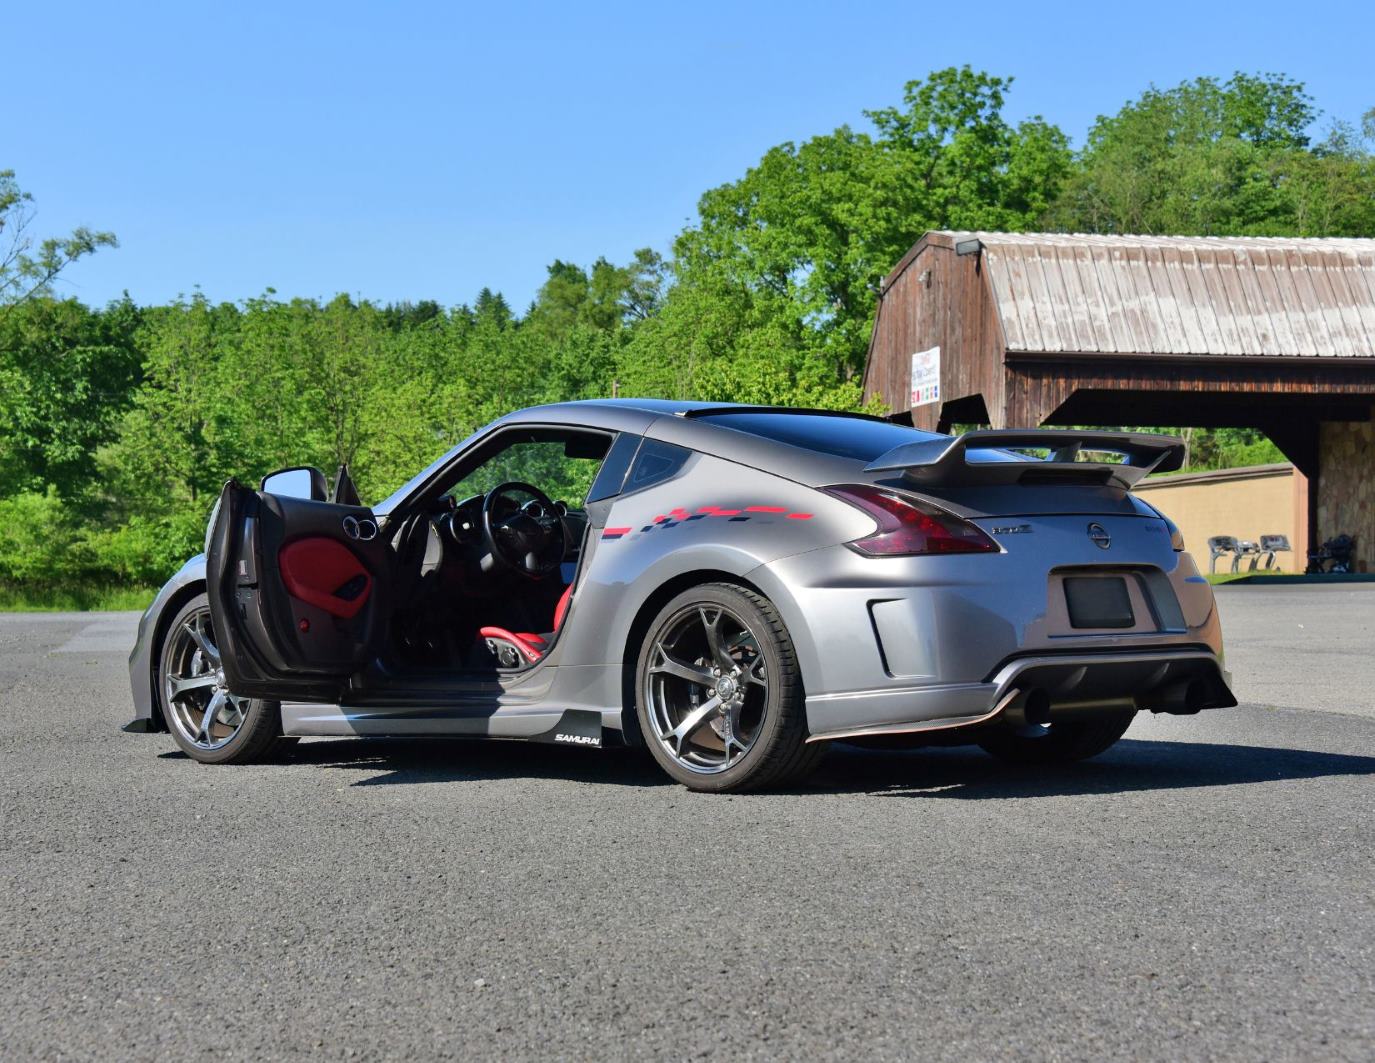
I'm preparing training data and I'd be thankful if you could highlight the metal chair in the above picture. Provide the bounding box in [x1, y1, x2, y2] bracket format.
[1207, 535, 1238, 575]
[1257, 534, 1291, 571]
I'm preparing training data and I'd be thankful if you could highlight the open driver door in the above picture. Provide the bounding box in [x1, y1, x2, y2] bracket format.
[205, 468, 391, 702]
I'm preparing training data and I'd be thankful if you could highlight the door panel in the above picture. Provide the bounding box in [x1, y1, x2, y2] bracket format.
[207, 480, 391, 701]
[279, 538, 372, 619]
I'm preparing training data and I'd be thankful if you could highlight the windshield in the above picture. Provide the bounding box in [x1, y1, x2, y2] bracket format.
[372, 424, 491, 516]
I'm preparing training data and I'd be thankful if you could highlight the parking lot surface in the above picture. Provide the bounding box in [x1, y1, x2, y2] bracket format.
[1, 586, 1372, 1060]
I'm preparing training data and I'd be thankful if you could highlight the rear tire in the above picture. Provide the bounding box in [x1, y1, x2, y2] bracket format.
[976, 708, 1136, 765]
[635, 583, 824, 793]
[158, 593, 284, 765]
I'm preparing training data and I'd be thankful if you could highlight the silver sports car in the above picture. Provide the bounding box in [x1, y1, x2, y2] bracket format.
[126, 400, 1236, 792]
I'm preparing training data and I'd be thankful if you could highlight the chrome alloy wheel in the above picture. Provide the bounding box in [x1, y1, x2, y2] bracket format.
[163, 608, 249, 751]
[644, 604, 768, 775]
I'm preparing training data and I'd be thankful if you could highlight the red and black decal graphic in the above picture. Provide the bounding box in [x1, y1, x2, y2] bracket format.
[601, 505, 812, 540]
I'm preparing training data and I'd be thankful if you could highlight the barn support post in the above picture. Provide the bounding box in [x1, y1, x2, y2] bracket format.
[1309, 409, 1375, 572]
[1262, 419, 1321, 556]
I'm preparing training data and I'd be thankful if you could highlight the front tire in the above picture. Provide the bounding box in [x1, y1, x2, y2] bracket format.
[976, 708, 1136, 765]
[158, 593, 284, 764]
[635, 583, 824, 793]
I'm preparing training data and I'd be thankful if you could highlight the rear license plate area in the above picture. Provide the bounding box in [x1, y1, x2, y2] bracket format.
[1064, 576, 1134, 629]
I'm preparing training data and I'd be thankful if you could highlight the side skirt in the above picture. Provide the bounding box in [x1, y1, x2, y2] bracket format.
[280, 702, 616, 745]
[529, 709, 606, 748]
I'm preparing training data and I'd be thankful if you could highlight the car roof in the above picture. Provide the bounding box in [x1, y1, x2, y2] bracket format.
[501, 399, 929, 487]
[378, 400, 937, 515]
[512, 397, 891, 425]
[515, 398, 739, 418]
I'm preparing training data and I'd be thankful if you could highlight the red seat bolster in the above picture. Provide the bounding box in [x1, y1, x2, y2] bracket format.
[479, 585, 570, 665]
[553, 583, 573, 631]
[479, 626, 546, 663]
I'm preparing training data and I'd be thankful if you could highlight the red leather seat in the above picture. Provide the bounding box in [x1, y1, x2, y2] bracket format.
[480, 583, 572, 666]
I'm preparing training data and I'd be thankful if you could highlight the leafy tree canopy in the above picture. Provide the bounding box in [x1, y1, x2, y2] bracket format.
[1051, 72, 1375, 236]
[671, 67, 1073, 384]
[1, 68, 1371, 593]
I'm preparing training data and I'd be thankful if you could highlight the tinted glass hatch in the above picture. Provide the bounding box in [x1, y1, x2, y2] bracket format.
[696, 412, 946, 462]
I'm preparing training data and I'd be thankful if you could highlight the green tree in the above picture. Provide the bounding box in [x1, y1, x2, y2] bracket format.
[673, 67, 1071, 385]
[1049, 73, 1375, 236]
[0, 297, 141, 498]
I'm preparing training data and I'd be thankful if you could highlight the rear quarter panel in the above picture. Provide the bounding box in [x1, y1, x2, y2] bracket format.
[545, 451, 867, 730]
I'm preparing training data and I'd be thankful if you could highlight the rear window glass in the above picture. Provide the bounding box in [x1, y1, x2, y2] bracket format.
[696, 412, 945, 462]
[625, 439, 692, 492]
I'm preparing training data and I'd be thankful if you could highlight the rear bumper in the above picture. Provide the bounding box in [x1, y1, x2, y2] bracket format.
[805, 648, 1235, 742]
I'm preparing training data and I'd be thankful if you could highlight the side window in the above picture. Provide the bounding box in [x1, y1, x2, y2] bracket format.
[448, 432, 611, 508]
[624, 439, 692, 494]
[586, 432, 640, 503]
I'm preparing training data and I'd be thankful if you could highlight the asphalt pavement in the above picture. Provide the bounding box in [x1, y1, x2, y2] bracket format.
[0, 586, 1372, 1061]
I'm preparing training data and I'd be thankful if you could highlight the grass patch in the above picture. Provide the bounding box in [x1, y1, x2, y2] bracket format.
[0, 584, 157, 612]
[1205, 571, 1288, 585]
[1205, 571, 1375, 585]
[1204, 569, 1298, 585]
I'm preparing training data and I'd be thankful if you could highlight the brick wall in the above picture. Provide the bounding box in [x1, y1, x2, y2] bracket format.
[1317, 411, 1375, 571]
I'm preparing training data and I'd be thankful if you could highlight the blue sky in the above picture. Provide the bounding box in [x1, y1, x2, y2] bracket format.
[10, 0, 1373, 311]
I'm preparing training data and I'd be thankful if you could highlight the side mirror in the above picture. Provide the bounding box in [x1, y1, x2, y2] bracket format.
[261, 466, 328, 501]
[331, 463, 362, 507]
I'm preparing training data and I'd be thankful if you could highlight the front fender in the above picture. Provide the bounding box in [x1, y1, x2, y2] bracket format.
[126, 554, 208, 729]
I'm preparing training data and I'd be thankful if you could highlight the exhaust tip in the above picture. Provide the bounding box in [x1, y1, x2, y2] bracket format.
[1184, 679, 1207, 714]
[1000, 688, 1052, 729]
[1146, 678, 1208, 715]
[1023, 688, 1051, 727]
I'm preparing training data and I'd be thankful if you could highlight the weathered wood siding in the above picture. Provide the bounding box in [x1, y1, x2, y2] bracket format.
[1004, 357, 1375, 427]
[865, 230, 1375, 430]
[862, 234, 1006, 429]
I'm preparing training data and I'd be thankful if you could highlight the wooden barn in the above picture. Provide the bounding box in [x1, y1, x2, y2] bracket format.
[862, 231, 1375, 566]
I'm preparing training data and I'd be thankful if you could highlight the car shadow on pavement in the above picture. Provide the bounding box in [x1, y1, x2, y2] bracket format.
[812, 738, 1375, 800]
[263, 737, 673, 788]
[159, 736, 1375, 796]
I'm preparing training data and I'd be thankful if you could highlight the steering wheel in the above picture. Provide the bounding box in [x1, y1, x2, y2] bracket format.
[480, 482, 567, 580]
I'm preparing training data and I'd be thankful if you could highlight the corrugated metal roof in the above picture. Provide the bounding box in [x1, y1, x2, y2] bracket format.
[937, 231, 1375, 358]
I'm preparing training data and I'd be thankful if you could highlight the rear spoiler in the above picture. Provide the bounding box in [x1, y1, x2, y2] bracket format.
[864, 430, 1186, 489]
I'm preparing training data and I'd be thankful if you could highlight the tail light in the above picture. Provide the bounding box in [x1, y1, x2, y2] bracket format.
[1164, 516, 1185, 551]
[823, 484, 1000, 557]
[1140, 500, 1186, 551]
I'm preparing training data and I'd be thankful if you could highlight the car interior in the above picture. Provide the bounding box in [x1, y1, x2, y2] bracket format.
[374, 426, 612, 675]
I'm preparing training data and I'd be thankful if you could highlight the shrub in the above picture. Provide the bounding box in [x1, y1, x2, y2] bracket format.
[93, 509, 208, 586]
[0, 489, 96, 587]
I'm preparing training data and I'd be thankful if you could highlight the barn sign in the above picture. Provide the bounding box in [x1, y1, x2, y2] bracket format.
[909, 346, 940, 408]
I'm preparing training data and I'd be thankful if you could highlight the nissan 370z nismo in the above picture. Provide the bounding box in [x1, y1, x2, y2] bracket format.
[126, 401, 1236, 792]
